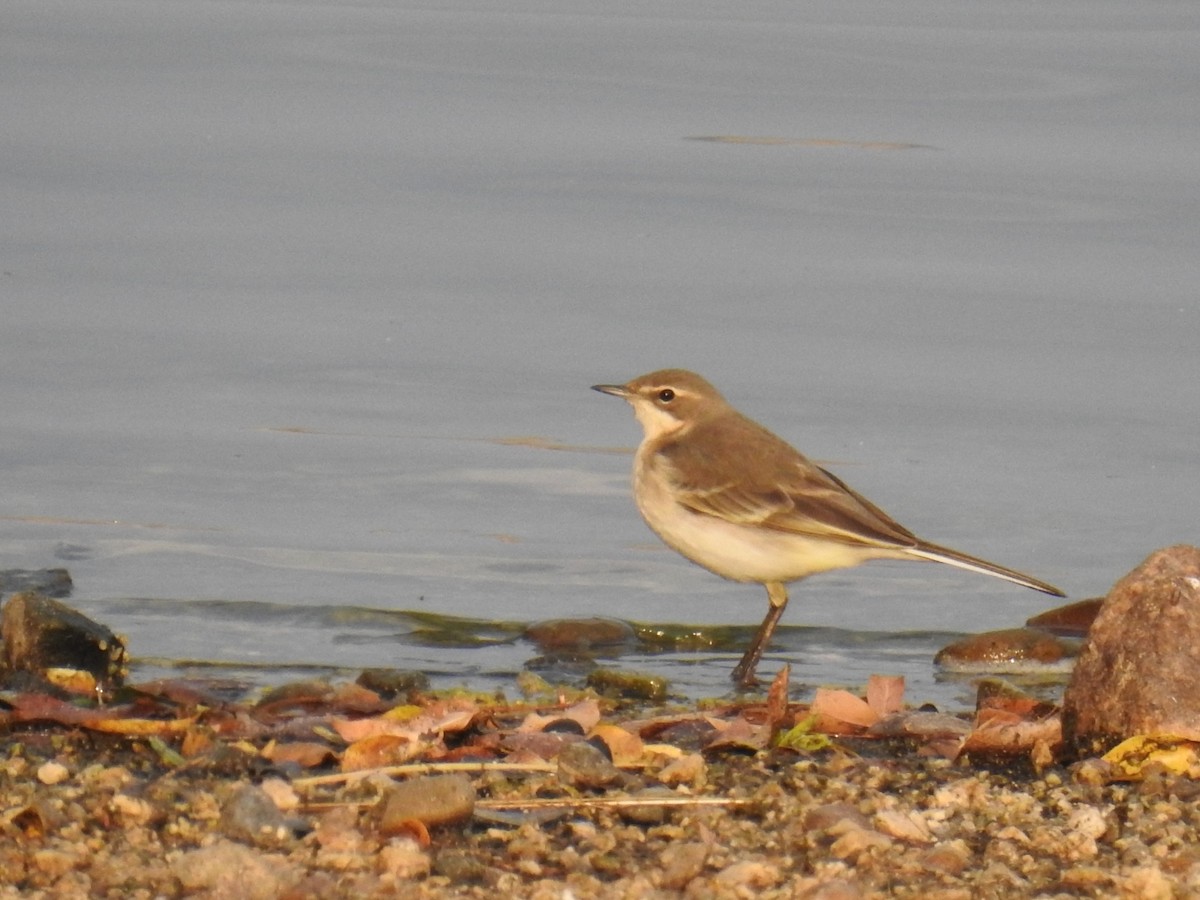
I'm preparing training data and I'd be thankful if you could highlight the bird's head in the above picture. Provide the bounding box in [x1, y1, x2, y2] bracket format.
[592, 368, 729, 440]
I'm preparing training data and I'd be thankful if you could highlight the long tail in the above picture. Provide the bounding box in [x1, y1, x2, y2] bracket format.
[908, 540, 1064, 597]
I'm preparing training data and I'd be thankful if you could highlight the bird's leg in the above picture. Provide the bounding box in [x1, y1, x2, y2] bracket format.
[730, 582, 789, 688]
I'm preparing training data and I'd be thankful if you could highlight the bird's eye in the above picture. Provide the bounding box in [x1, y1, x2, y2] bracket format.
[657, 389, 675, 403]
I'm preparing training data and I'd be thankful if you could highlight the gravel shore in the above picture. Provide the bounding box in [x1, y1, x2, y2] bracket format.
[1, 682, 1194, 900]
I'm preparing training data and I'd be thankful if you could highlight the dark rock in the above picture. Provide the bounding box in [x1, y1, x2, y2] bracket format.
[1025, 597, 1104, 636]
[1062, 545, 1200, 756]
[0, 592, 127, 692]
[0, 568, 73, 599]
[933, 627, 1078, 672]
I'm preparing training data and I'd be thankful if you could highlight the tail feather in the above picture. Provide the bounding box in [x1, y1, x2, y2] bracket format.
[909, 541, 1064, 597]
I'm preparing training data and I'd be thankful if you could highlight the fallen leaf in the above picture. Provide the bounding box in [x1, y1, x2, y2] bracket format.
[959, 709, 1062, 756]
[775, 715, 833, 752]
[590, 723, 644, 767]
[264, 741, 337, 769]
[866, 675, 905, 718]
[810, 688, 879, 732]
[1101, 735, 1200, 780]
[8, 693, 194, 735]
[341, 733, 432, 772]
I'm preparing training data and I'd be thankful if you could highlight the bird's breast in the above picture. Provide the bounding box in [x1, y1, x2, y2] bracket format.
[632, 448, 888, 584]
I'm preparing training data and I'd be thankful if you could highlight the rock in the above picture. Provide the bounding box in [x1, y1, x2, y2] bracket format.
[920, 839, 972, 876]
[173, 840, 296, 900]
[219, 783, 296, 848]
[713, 859, 782, 889]
[433, 848, 488, 882]
[874, 808, 933, 844]
[524, 617, 637, 651]
[0, 592, 127, 692]
[1025, 597, 1104, 636]
[355, 668, 430, 697]
[584, 667, 669, 701]
[659, 840, 709, 890]
[1062, 546, 1200, 755]
[377, 838, 432, 879]
[36, 761, 70, 785]
[557, 740, 625, 790]
[804, 802, 872, 834]
[619, 786, 678, 825]
[375, 774, 475, 832]
[0, 568, 73, 598]
[933, 627, 1078, 673]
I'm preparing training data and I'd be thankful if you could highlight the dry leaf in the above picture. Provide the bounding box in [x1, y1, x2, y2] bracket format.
[263, 741, 337, 769]
[8, 694, 194, 735]
[960, 709, 1062, 756]
[341, 734, 425, 772]
[810, 688, 879, 732]
[590, 723, 644, 767]
[866, 674, 905, 717]
[1101, 735, 1200, 780]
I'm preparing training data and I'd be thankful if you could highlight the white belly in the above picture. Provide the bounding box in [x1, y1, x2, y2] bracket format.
[633, 459, 905, 584]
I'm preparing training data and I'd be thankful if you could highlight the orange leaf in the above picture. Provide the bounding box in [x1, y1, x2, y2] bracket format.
[589, 723, 644, 767]
[810, 688, 879, 732]
[264, 741, 337, 768]
[866, 675, 905, 718]
[960, 710, 1062, 756]
[341, 734, 425, 772]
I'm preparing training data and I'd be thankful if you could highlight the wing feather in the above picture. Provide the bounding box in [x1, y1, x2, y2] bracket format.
[655, 415, 918, 549]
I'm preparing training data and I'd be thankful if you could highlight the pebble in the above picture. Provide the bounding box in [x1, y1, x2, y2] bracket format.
[173, 840, 295, 900]
[375, 774, 476, 832]
[659, 840, 709, 890]
[218, 783, 293, 848]
[36, 762, 70, 785]
[556, 740, 625, 790]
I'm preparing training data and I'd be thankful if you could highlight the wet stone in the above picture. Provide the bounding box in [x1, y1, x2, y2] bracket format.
[0, 592, 127, 691]
[585, 667, 669, 701]
[933, 627, 1079, 672]
[1026, 596, 1104, 637]
[375, 774, 476, 832]
[355, 668, 430, 698]
[524, 616, 637, 652]
[557, 740, 625, 790]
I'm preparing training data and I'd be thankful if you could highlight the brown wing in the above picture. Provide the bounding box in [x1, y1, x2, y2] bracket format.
[656, 414, 919, 550]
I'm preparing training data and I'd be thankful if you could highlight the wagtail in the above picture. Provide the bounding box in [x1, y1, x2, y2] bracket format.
[592, 368, 1064, 687]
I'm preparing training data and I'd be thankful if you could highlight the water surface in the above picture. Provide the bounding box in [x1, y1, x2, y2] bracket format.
[2, 0, 1197, 710]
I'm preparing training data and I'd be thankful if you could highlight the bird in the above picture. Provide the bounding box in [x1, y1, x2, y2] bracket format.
[592, 368, 1064, 687]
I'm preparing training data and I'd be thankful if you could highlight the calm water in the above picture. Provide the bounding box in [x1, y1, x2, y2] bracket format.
[2, 1, 1197, 711]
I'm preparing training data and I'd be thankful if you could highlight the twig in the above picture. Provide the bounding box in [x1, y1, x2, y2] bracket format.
[475, 796, 751, 811]
[293, 760, 556, 789]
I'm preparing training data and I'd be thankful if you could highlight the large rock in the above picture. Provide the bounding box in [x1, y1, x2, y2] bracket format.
[1062, 546, 1200, 756]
